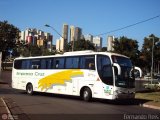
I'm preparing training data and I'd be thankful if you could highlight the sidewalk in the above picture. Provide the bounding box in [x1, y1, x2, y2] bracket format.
[0, 71, 11, 88]
[0, 97, 30, 120]
[0, 97, 8, 115]
[136, 91, 160, 110]
[142, 102, 160, 110]
[0, 71, 30, 120]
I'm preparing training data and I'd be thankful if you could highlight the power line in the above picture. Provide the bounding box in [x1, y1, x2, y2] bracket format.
[95, 15, 160, 36]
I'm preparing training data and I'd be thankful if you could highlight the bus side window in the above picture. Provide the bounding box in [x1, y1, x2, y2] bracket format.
[47, 59, 52, 69]
[80, 56, 95, 70]
[14, 60, 22, 69]
[41, 59, 46, 69]
[54, 58, 65, 69]
[31, 59, 40, 69]
[85, 56, 95, 70]
[41, 58, 53, 69]
[65, 57, 79, 69]
[55, 60, 59, 68]
[88, 63, 95, 70]
[22, 60, 31, 69]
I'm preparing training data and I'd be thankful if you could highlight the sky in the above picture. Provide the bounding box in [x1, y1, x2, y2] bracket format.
[0, 0, 160, 49]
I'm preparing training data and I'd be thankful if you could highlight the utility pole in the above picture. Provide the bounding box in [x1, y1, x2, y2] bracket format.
[150, 37, 154, 85]
[0, 52, 2, 81]
[45, 24, 66, 52]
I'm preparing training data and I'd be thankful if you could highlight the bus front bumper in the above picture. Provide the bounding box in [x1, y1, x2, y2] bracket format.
[114, 91, 135, 99]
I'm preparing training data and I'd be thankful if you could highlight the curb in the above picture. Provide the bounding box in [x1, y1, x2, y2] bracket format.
[0, 97, 30, 120]
[0, 97, 8, 114]
[0, 81, 8, 84]
[0, 97, 14, 120]
[0, 82, 10, 88]
[142, 103, 160, 110]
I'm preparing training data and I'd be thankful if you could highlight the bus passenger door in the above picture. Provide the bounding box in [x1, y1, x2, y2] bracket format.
[93, 79, 103, 98]
[72, 78, 78, 95]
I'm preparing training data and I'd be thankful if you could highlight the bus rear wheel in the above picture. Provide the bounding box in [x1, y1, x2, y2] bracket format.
[82, 88, 92, 102]
[26, 84, 33, 95]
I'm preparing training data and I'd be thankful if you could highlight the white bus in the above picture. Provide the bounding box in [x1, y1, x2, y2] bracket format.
[12, 50, 139, 101]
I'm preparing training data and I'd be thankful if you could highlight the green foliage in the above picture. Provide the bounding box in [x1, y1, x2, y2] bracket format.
[140, 34, 160, 72]
[0, 20, 20, 59]
[15, 38, 55, 57]
[144, 83, 160, 92]
[113, 36, 140, 65]
[15, 42, 54, 57]
[66, 39, 95, 51]
[101, 47, 107, 52]
[136, 91, 160, 103]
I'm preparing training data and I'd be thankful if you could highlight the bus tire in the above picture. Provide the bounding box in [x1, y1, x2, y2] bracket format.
[82, 87, 92, 102]
[26, 83, 33, 95]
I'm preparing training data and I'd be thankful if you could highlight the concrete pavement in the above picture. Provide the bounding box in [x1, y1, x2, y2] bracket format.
[0, 71, 12, 85]
[0, 71, 30, 120]
[0, 97, 30, 120]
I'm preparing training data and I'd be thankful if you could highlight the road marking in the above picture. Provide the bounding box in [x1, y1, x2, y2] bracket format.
[142, 103, 160, 110]
[1, 97, 14, 120]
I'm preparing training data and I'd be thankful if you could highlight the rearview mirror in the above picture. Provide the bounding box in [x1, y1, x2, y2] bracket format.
[113, 63, 121, 75]
[134, 66, 143, 78]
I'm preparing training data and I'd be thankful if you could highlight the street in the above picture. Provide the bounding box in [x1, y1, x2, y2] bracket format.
[0, 71, 160, 120]
[0, 85, 160, 120]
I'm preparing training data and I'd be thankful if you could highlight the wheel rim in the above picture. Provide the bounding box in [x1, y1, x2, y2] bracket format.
[27, 85, 32, 94]
[84, 91, 89, 99]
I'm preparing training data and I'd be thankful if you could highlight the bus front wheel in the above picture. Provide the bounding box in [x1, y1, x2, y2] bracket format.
[26, 83, 33, 95]
[82, 88, 92, 102]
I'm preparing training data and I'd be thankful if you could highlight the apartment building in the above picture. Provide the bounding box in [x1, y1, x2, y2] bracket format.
[19, 28, 53, 51]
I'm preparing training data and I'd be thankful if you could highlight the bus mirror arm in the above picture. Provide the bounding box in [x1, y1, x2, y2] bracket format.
[133, 66, 143, 78]
[113, 63, 121, 75]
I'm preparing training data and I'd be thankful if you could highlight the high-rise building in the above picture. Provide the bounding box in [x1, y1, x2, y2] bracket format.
[24, 29, 29, 43]
[107, 36, 114, 51]
[93, 36, 102, 51]
[70, 25, 75, 42]
[47, 40, 52, 52]
[37, 39, 44, 47]
[60, 37, 65, 51]
[56, 39, 61, 51]
[84, 34, 93, 42]
[62, 24, 68, 51]
[19, 28, 53, 51]
[20, 31, 25, 42]
[56, 37, 64, 51]
[74, 27, 82, 41]
[62, 24, 68, 41]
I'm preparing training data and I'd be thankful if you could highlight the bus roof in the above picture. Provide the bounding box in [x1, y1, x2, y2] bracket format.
[14, 50, 129, 60]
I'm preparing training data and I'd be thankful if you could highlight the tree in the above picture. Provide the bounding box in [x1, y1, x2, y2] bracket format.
[101, 47, 107, 52]
[113, 36, 140, 65]
[66, 39, 95, 51]
[0, 21, 20, 60]
[140, 34, 160, 73]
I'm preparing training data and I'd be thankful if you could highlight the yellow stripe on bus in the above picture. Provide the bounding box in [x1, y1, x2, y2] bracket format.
[38, 70, 83, 91]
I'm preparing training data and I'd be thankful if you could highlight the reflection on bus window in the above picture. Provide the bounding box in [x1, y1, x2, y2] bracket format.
[65, 57, 79, 69]
[54, 58, 65, 69]
[80, 56, 95, 70]
[97, 55, 113, 85]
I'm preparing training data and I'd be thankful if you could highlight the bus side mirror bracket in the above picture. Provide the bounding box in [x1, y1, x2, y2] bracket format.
[132, 66, 143, 78]
[113, 63, 121, 75]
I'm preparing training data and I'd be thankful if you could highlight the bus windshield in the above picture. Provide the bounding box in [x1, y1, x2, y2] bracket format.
[112, 55, 135, 88]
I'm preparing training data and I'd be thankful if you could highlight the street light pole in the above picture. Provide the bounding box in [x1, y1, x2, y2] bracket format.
[72, 40, 74, 51]
[45, 24, 67, 52]
[150, 37, 154, 85]
[45, 24, 63, 38]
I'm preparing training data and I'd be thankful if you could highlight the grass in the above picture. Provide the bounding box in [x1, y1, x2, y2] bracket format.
[135, 92, 160, 107]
